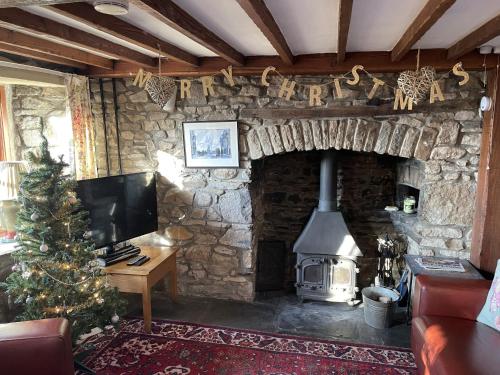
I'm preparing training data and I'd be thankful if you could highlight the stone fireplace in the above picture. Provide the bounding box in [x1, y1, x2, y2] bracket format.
[89, 71, 483, 302]
[251, 149, 401, 295]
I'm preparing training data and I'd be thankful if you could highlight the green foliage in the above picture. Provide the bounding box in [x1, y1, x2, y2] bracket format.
[1, 135, 126, 343]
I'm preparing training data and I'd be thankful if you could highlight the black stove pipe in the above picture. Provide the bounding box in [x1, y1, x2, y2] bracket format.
[318, 150, 338, 212]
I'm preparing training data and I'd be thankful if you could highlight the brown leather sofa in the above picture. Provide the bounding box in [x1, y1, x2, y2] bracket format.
[411, 275, 500, 375]
[0, 318, 74, 375]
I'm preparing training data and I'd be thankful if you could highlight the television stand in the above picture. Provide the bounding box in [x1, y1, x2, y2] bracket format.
[102, 246, 178, 333]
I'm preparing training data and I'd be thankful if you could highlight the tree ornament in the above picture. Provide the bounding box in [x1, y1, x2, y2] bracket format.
[68, 196, 78, 205]
[96, 298, 104, 304]
[40, 243, 49, 252]
[83, 231, 91, 239]
[111, 313, 120, 323]
[21, 270, 32, 279]
[11, 264, 20, 272]
[26, 296, 33, 304]
[30, 212, 39, 221]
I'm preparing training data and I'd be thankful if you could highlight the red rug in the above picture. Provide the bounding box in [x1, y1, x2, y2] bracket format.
[75, 318, 416, 374]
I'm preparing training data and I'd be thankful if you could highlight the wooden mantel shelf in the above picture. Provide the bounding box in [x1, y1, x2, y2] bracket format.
[240, 102, 472, 119]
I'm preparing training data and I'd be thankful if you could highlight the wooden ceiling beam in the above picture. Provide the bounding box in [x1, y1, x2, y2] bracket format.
[86, 50, 496, 78]
[131, 0, 245, 66]
[392, 0, 456, 62]
[0, 27, 112, 69]
[48, 3, 199, 67]
[236, 0, 293, 65]
[0, 42, 86, 69]
[337, 0, 353, 64]
[447, 14, 500, 59]
[0, 8, 156, 68]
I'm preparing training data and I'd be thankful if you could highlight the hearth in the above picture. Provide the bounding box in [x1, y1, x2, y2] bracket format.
[294, 151, 362, 303]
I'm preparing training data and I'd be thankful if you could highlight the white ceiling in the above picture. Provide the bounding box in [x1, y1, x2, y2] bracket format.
[416, 0, 500, 48]
[265, 0, 338, 55]
[18, 0, 500, 62]
[348, 0, 426, 52]
[170, 0, 275, 56]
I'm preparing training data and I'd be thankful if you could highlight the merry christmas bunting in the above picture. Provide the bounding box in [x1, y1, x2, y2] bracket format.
[133, 62, 470, 111]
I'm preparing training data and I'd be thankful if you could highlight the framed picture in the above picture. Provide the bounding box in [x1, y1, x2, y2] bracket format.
[182, 121, 239, 168]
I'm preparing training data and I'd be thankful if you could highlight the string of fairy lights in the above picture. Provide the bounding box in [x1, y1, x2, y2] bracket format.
[14, 184, 110, 316]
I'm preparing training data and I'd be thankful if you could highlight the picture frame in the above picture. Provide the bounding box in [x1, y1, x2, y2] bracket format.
[182, 121, 239, 168]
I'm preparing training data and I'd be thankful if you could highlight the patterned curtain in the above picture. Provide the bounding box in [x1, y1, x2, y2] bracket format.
[65, 75, 97, 180]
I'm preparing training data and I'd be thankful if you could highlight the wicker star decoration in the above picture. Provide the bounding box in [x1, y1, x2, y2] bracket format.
[145, 75, 177, 109]
[397, 66, 436, 104]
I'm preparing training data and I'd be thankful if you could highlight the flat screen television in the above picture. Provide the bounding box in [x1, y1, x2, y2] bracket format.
[76, 172, 158, 248]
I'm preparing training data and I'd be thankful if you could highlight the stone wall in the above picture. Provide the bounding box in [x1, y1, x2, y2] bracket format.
[89, 72, 483, 301]
[9, 85, 72, 165]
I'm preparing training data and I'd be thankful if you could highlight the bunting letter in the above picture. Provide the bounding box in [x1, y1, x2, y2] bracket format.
[220, 65, 235, 87]
[367, 77, 385, 99]
[333, 78, 343, 99]
[132, 68, 152, 88]
[347, 65, 364, 85]
[429, 81, 445, 103]
[261, 66, 276, 86]
[393, 89, 413, 110]
[278, 78, 296, 100]
[201, 75, 215, 96]
[452, 63, 470, 86]
[180, 79, 191, 99]
[309, 85, 322, 106]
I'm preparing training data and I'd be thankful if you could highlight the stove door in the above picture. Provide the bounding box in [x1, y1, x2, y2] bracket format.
[297, 256, 327, 293]
[328, 258, 358, 302]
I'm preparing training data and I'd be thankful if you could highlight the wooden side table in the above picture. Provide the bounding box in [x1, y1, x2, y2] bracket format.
[103, 246, 178, 333]
[404, 254, 483, 322]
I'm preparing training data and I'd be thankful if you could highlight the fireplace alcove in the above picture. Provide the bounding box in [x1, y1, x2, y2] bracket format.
[251, 149, 406, 295]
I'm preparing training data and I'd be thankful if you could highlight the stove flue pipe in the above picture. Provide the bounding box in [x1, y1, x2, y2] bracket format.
[318, 150, 338, 212]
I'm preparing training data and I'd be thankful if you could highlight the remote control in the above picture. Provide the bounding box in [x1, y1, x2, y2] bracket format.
[134, 256, 150, 266]
[127, 255, 146, 266]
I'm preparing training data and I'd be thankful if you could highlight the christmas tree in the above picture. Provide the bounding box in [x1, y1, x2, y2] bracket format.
[2, 135, 125, 342]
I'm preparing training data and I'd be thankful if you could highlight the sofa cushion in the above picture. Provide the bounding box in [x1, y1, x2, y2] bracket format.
[477, 259, 500, 332]
[412, 315, 500, 375]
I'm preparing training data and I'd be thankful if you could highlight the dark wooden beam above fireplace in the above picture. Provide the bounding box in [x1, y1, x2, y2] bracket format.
[86, 50, 497, 77]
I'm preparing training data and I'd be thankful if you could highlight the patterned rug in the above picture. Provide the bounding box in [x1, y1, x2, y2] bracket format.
[75, 318, 416, 374]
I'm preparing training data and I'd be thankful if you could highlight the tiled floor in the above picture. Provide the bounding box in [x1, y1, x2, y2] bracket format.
[126, 292, 411, 348]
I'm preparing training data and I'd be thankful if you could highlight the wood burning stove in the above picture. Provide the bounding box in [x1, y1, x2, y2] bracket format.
[294, 151, 362, 303]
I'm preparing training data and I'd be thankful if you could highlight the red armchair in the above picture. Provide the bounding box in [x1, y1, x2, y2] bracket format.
[0, 318, 74, 375]
[411, 275, 499, 375]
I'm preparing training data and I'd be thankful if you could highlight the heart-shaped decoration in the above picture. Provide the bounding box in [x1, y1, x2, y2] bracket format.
[145, 75, 177, 110]
[397, 66, 435, 104]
